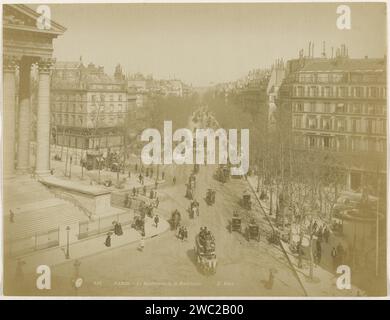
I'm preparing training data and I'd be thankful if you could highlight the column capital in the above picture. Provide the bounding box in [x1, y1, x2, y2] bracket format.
[3, 55, 19, 72]
[38, 58, 55, 73]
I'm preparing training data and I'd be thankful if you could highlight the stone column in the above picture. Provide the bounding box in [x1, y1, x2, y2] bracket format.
[3, 56, 18, 178]
[35, 58, 53, 176]
[16, 58, 33, 173]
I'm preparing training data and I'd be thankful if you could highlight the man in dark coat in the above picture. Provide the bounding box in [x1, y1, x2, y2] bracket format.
[105, 233, 111, 247]
[154, 215, 160, 228]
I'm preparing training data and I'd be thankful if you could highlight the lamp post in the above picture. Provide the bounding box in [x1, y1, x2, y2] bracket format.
[69, 155, 72, 179]
[65, 226, 70, 259]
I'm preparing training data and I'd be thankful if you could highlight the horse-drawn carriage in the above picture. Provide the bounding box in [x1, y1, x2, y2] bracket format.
[240, 190, 252, 210]
[132, 214, 145, 234]
[206, 188, 216, 206]
[229, 211, 242, 233]
[169, 210, 181, 231]
[195, 228, 217, 275]
[215, 165, 230, 183]
[245, 218, 260, 242]
[140, 201, 154, 218]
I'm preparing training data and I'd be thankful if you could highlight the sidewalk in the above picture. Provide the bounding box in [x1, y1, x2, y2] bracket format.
[246, 175, 362, 296]
[50, 159, 163, 193]
[5, 216, 169, 275]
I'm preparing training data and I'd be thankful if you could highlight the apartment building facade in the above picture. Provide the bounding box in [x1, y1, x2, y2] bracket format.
[51, 62, 128, 153]
[279, 51, 387, 191]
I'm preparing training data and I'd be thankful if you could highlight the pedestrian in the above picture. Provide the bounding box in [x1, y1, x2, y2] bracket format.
[173, 176, 176, 185]
[266, 269, 275, 289]
[149, 189, 154, 199]
[155, 197, 160, 208]
[162, 171, 165, 180]
[331, 247, 337, 272]
[323, 226, 329, 243]
[154, 214, 159, 228]
[105, 233, 112, 247]
[9, 210, 14, 223]
[139, 236, 145, 252]
[155, 180, 158, 189]
[316, 240, 322, 264]
[138, 173, 142, 184]
[146, 168, 149, 177]
[143, 185, 147, 196]
[150, 167, 154, 178]
[124, 193, 130, 207]
[132, 187, 137, 197]
[128, 170, 131, 179]
[337, 242, 345, 265]
[135, 163, 138, 172]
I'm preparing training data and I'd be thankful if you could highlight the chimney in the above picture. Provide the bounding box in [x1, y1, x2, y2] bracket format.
[308, 41, 311, 58]
[322, 41, 326, 57]
[311, 42, 314, 58]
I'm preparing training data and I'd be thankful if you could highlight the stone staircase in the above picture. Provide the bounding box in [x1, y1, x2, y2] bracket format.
[3, 176, 89, 242]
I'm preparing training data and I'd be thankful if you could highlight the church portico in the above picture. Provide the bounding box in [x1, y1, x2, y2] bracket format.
[2, 4, 66, 177]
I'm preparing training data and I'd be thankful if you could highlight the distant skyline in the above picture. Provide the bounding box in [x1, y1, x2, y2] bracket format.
[29, 2, 387, 86]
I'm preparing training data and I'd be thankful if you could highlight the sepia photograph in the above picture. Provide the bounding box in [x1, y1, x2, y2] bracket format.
[1, 1, 388, 298]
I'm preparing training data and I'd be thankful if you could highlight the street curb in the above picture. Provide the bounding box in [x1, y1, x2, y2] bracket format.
[6, 219, 171, 270]
[245, 176, 308, 297]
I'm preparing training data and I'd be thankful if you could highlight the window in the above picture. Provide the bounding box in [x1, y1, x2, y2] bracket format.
[351, 137, 361, 152]
[353, 87, 364, 98]
[309, 136, 316, 148]
[294, 103, 304, 112]
[310, 103, 316, 113]
[323, 136, 330, 149]
[378, 119, 386, 134]
[351, 119, 362, 133]
[317, 74, 329, 83]
[293, 115, 303, 128]
[310, 86, 318, 97]
[337, 136, 346, 152]
[322, 118, 331, 130]
[375, 105, 384, 115]
[367, 105, 375, 115]
[336, 103, 347, 113]
[338, 87, 348, 97]
[368, 138, 376, 152]
[119, 95, 122, 102]
[324, 103, 331, 113]
[367, 119, 376, 134]
[308, 117, 317, 129]
[336, 118, 346, 132]
[353, 104, 362, 114]
[369, 87, 378, 98]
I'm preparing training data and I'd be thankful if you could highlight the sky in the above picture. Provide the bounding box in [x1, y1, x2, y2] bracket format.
[29, 2, 387, 86]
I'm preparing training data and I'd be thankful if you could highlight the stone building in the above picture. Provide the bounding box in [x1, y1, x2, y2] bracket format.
[3, 4, 66, 177]
[278, 46, 387, 192]
[50, 61, 128, 153]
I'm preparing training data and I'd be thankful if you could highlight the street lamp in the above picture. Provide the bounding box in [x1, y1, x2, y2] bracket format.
[65, 226, 70, 259]
[69, 155, 72, 179]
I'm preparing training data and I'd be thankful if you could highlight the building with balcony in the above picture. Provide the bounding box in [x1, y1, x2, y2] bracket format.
[51, 61, 128, 153]
[278, 46, 387, 191]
